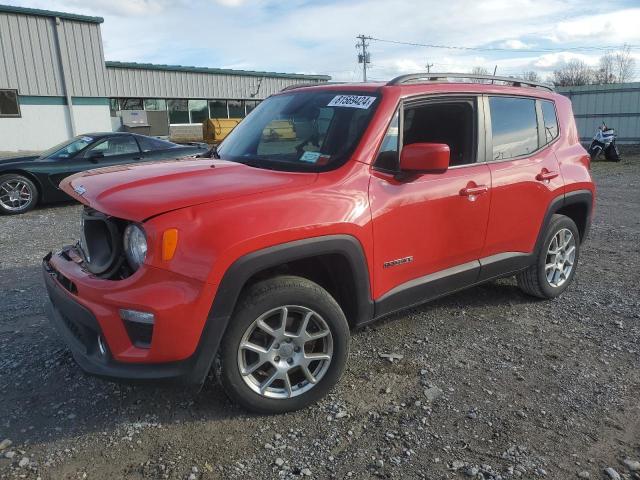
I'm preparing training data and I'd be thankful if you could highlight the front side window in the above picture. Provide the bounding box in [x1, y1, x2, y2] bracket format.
[489, 97, 538, 160]
[403, 99, 477, 167]
[217, 90, 379, 172]
[0, 89, 20, 117]
[42, 136, 94, 159]
[88, 136, 139, 157]
[541, 100, 559, 144]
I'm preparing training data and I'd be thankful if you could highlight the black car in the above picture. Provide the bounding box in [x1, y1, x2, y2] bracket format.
[0, 133, 208, 214]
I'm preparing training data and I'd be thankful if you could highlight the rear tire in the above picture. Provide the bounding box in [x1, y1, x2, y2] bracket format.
[219, 276, 350, 414]
[0, 174, 38, 215]
[517, 215, 580, 299]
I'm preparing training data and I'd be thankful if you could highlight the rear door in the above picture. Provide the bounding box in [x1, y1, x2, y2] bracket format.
[369, 96, 492, 314]
[480, 95, 563, 274]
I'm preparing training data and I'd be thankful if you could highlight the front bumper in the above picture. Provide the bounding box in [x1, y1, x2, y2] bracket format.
[43, 249, 219, 384]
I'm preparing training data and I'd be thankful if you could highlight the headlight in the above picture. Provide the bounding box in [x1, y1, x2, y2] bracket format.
[123, 223, 147, 270]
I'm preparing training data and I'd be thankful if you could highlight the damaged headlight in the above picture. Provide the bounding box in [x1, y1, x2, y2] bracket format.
[123, 223, 147, 270]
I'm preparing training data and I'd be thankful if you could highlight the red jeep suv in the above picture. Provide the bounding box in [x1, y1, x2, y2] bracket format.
[44, 73, 595, 413]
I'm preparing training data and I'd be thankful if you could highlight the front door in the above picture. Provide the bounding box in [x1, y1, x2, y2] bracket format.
[369, 96, 491, 315]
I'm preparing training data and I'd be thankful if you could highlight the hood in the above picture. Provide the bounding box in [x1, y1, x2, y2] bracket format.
[60, 158, 317, 221]
[0, 155, 39, 166]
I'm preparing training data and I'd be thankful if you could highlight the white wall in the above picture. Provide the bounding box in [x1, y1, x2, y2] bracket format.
[0, 103, 111, 152]
[72, 104, 112, 136]
[0, 104, 72, 152]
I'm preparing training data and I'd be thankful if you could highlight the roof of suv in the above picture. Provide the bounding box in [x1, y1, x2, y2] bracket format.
[279, 74, 559, 102]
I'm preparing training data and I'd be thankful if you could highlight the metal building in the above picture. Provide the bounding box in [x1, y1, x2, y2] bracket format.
[0, 4, 329, 151]
[558, 83, 640, 144]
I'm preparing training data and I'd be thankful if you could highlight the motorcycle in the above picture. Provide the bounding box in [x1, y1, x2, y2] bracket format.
[588, 122, 621, 161]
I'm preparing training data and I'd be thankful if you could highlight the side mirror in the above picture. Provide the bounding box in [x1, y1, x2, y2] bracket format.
[399, 143, 450, 174]
[87, 151, 104, 161]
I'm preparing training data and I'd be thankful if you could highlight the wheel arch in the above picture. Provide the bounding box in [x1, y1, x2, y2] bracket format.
[535, 189, 593, 252]
[186, 235, 374, 386]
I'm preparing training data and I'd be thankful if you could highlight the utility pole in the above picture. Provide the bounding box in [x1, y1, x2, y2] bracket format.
[425, 61, 434, 73]
[356, 34, 371, 82]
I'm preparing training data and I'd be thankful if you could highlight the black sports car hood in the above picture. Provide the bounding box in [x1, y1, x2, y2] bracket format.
[0, 155, 40, 166]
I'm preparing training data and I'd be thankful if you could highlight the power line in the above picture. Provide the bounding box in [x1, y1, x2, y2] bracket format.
[368, 36, 639, 54]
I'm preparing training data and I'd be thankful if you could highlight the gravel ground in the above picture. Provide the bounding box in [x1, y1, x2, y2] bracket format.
[0, 158, 639, 480]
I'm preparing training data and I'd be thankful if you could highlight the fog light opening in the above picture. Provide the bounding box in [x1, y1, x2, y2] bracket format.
[120, 309, 155, 349]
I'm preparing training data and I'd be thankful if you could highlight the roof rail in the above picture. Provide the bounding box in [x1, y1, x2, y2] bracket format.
[280, 81, 345, 92]
[387, 72, 554, 91]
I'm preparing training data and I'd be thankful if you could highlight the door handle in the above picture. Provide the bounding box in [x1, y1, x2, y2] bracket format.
[536, 170, 559, 181]
[460, 185, 489, 196]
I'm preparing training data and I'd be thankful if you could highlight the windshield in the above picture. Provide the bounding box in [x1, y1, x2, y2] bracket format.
[40, 136, 94, 159]
[216, 90, 379, 171]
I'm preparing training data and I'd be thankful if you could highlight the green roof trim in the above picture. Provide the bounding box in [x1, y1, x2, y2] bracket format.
[105, 61, 331, 81]
[0, 4, 104, 23]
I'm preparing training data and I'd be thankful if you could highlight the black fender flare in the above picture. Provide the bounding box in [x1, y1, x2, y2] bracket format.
[187, 234, 374, 386]
[534, 189, 593, 254]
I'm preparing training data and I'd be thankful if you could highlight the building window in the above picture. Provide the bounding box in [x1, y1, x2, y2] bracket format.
[167, 99, 189, 124]
[189, 99, 208, 124]
[228, 100, 244, 118]
[0, 89, 20, 117]
[209, 100, 228, 119]
[120, 98, 143, 110]
[245, 100, 259, 115]
[144, 99, 167, 111]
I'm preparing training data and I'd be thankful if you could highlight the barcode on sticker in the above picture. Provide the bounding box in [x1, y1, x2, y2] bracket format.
[327, 95, 376, 109]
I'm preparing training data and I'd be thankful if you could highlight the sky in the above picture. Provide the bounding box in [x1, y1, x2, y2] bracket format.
[5, 0, 640, 82]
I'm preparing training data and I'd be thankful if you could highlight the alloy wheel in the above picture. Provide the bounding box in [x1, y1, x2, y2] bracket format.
[545, 228, 576, 288]
[0, 179, 33, 211]
[237, 305, 333, 399]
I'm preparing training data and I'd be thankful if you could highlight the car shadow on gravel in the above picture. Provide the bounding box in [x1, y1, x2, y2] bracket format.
[0, 263, 543, 446]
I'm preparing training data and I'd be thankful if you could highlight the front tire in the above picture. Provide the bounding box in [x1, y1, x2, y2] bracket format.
[219, 276, 350, 414]
[0, 174, 39, 214]
[517, 215, 580, 299]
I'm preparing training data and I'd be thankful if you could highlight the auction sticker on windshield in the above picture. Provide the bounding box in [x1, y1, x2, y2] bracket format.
[328, 95, 376, 109]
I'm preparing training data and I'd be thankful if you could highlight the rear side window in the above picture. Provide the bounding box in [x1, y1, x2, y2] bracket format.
[541, 100, 559, 144]
[489, 97, 538, 160]
[137, 136, 176, 152]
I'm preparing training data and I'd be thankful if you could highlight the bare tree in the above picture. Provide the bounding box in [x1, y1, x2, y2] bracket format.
[594, 53, 616, 84]
[520, 71, 540, 82]
[613, 45, 636, 83]
[470, 66, 489, 76]
[552, 59, 593, 86]
[469, 66, 489, 83]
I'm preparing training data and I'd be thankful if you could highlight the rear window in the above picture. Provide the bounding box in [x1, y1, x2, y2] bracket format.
[489, 97, 539, 160]
[541, 100, 559, 144]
